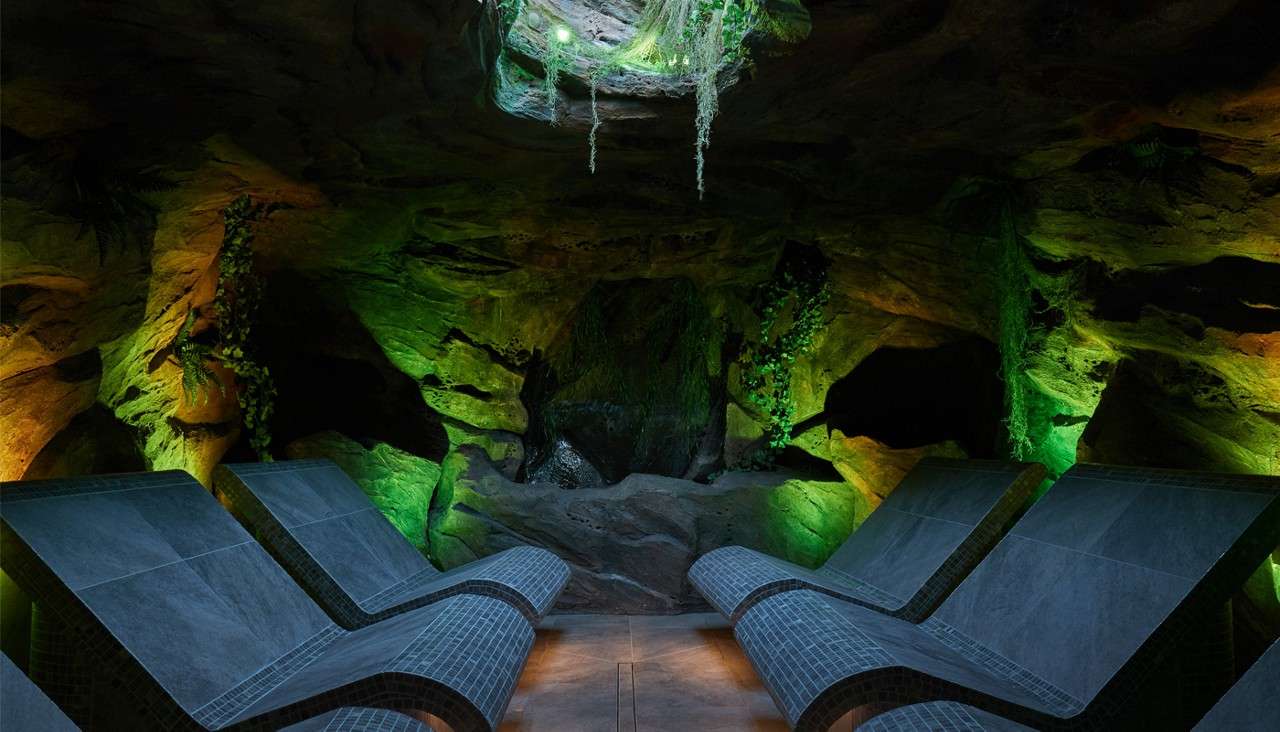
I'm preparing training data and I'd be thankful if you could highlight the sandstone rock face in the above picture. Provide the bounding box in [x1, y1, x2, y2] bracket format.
[0, 0, 1277, 626]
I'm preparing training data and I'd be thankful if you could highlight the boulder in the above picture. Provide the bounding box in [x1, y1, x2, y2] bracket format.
[429, 445, 873, 612]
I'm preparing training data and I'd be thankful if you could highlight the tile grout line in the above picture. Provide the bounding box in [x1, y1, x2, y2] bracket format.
[617, 661, 638, 732]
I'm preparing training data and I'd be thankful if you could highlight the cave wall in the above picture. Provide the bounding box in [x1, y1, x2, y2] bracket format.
[1, 0, 1277, 623]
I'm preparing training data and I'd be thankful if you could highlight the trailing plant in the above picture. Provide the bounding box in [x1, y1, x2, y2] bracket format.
[587, 57, 624, 174]
[995, 198, 1034, 460]
[215, 194, 278, 460]
[739, 244, 830, 464]
[541, 28, 571, 122]
[497, 0, 773, 189]
[173, 309, 223, 406]
[940, 178, 1062, 461]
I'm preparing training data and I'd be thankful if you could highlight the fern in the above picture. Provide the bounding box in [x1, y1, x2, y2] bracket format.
[66, 157, 175, 264]
[173, 309, 223, 406]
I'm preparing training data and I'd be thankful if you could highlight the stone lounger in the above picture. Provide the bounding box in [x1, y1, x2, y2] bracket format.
[5, 653, 436, 732]
[732, 463, 1280, 731]
[856, 638, 1280, 731]
[0, 471, 534, 732]
[3, 652, 78, 732]
[215, 459, 570, 628]
[688, 458, 1046, 623]
[1192, 639, 1280, 731]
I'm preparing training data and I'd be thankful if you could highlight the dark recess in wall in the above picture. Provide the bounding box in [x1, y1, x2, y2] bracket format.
[824, 337, 1003, 457]
[245, 270, 449, 463]
[1090, 256, 1280, 334]
[23, 404, 144, 479]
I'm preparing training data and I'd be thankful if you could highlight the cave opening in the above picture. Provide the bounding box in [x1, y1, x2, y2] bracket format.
[2, 1, 1280, 726]
[245, 270, 450, 463]
[823, 337, 1004, 458]
[521, 276, 725, 486]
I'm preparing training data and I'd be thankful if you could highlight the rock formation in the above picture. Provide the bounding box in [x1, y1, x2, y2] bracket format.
[1, 0, 1277, 627]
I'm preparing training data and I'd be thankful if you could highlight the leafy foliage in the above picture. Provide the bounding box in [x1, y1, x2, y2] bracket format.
[542, 29, 571, 122]
[502, 0, 771, 188]
[215, 195, 278, 460]
[66, 156, 174, 264]
[173, 309, 223, 406]
[940, 177, 1081, 462]
[740, 244, 831, 463]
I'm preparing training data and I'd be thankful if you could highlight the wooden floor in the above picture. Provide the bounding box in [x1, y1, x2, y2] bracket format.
[498, 613, 855, 732]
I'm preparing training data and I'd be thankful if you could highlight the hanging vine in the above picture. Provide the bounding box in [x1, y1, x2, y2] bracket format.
[495, 0, 789, 189]
[215, 194, 278, 461]
[739, 244, 830, 464]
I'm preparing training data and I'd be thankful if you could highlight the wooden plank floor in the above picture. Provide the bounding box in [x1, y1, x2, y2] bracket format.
[499, 613, 856, 732]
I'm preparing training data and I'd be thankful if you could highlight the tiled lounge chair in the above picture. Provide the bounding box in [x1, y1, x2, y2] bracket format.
[689, 459, 1045, 623]
[733, 464, 1280, 731]
[279, 707, 434, 732]
[215, 459, 569, 627]
[3, 653, 79, 732]
[0, 471, 534, 732]
[1193, 639, 1280, 731]
[857, 638, 1280, 731]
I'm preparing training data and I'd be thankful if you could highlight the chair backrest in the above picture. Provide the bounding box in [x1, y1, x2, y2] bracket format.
[0, 471, 333, 719]
[216, 460, 432, 607]
[931, 464, 1280, 712]
[823, 458, 1043, 609]
[2, 653, 79, 732]
[1193, 640, 1280, 730]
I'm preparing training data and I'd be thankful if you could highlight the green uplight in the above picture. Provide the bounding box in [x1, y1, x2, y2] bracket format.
[555, 26, 571, 43]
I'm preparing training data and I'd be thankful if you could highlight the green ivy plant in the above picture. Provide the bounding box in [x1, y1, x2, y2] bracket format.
[172, 309, 223, 406]
[215, 194, 278, 461]
[739, 245, 830, 464]
[501, 0, 770, 192]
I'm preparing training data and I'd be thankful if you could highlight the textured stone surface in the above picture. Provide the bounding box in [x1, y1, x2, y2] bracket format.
[284, 432, 441, 551]
[430, 445, 872, 612]
[0, 0, 1278, 624]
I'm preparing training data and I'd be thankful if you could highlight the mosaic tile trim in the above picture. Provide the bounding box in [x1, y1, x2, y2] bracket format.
[920, 618, 1082, 717]
[358, 546, 568, 622]
[314, 707, 433, 732]
[216, 462, 569, 627]
[689, 460, 1042, 623]
[731, 470, 1280, 732]
[192, 625, 346, 728]
[860, 701, 1032, 732]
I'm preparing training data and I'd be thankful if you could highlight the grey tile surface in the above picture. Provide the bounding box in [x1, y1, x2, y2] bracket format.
[2, 653, 80, 732]
[689, 459, 1044, 623]
[731, 464, 1280, 731]
[1193, 640, 1280, 731]
[1, 470, 536, 731]
[216, 460, 570, 626]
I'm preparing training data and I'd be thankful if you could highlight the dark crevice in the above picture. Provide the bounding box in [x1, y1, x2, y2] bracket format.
[253, 270, 449, 462]
[1089, 256, 1280, 334]
[23, 405, 145, 479]
[824, 337, 1003, 457]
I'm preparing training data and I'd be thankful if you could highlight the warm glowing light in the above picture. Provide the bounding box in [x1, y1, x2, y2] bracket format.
[555, 26, 571, 43]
